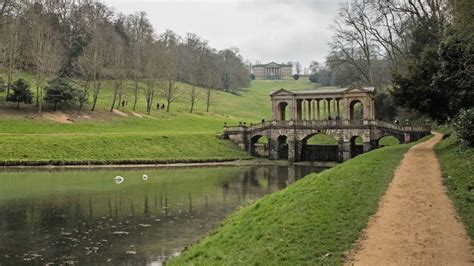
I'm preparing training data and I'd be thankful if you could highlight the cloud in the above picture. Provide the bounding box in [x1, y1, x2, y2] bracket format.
[102, 0, 343, 67]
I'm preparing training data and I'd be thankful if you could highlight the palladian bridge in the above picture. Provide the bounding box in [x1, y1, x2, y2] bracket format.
[223, 85, 431, 162]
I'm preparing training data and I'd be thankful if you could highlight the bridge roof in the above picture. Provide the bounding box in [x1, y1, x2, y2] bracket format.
[270, 85, 375, 97]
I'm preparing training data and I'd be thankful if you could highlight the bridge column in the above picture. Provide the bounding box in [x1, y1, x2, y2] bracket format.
[316, 100, 321, 120]
[363, 141, 376, 152]
[288, 139, 302, 163]
[307, 99, 312, 120]
[404, 133, 412, 143]
[339, 140, 352, 161]
[327, 99, 331, 118]
[268, 138, 280, 160]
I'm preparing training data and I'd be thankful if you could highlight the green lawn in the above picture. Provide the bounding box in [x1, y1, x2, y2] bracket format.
[435, 134, 474, 241]
[169, 136, 432, 265]
[0, 73, 317, 163]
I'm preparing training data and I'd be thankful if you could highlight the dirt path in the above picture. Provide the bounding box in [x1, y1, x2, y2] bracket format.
[347, 133, 473, 265]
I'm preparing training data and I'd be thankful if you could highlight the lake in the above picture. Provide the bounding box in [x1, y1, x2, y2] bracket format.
[0, 165, 324, 265]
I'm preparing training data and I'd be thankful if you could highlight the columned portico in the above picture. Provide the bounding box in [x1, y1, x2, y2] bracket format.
[271, 85, 376, 122]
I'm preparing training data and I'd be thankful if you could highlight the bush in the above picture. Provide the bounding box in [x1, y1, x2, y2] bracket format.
[44, 78, 81, 111]
[250, 74, 255, 80]
[293, 74, 300, 80]
[453, 108, 474, 147]
[6, 79, 33, 109]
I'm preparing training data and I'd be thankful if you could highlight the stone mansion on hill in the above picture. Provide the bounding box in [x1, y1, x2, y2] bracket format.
[252, 62, 292, 80]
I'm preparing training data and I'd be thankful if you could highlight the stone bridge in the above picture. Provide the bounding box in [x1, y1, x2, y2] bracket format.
[223, 85, 431, 162]
[223, 120, 431, 162]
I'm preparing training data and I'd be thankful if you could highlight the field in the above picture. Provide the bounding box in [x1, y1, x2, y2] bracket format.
[169, 136, 432, 265]
[0, 73, 319, 164]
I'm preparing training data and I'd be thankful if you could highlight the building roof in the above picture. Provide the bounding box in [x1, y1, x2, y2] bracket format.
[252, 62, 293, 68]
[270, 85, 375, 96]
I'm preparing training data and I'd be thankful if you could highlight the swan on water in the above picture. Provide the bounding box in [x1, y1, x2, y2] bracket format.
[114, 176, 124, 184]
[142, 174, 148, 181]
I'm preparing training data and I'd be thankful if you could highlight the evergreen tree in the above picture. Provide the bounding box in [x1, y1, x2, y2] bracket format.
[7, 79, 33, 109]
[44, 78, 80, 111]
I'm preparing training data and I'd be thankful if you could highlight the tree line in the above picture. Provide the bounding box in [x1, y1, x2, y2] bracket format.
[0, 0, 250, 114]
[308, 0, 473, 123]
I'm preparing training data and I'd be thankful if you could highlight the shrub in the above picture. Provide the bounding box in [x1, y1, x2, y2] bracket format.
[250, 74, 255, 80]
[6, 79, 33, 109]
[293, 74, 300, 80]
[453, 108, 474, 147]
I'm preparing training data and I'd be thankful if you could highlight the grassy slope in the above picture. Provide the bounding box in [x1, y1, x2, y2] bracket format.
[435, 134, 474, 240]
[0, 73, 317, 163]
[170, 137, 431, 265]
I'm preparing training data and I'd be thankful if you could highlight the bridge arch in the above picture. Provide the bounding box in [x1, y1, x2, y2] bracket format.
[276, 135, 288, 159]
[377, 135, 402, 147]
[349, 99, 364, 120]
[301, 132, 340, 162]
[250, 135, 269, 157]
[349, 135, 364, 158]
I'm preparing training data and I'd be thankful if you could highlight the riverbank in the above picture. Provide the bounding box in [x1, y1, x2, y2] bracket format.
[168, 136, 432, 265]
[1, 158, 336, 169]
[435, 133, 474, 241]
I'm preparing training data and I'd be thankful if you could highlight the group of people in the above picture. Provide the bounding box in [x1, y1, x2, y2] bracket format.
[117, 99, 166, 110]
[121, 99, 128, 107]
[156, 102, 166, 110]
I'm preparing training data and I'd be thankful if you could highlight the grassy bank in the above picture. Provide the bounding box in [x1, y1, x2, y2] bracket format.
[435, 134, 474, 240]
[0, 133, 251, 166]
[169, 136, 431, 265]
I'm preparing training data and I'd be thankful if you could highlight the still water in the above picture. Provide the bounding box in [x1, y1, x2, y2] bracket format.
[0, 165, 323, 265]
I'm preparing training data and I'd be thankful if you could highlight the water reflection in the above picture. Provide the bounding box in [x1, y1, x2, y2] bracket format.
[0, 165, 323, 265]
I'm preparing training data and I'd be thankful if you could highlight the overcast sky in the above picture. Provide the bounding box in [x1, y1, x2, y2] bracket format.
[102, 0, 344, 69]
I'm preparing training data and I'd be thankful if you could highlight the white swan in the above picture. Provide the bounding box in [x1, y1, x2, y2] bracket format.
[114, 176, 124, 184]
[142, 174, 148, 181]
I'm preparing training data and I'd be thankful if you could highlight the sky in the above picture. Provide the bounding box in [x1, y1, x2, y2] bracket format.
[102, 0, 344, 70]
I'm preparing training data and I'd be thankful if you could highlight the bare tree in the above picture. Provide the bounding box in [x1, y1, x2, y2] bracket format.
[160, 79, 180, 112]
[2, 14, 22, 99]
[158, 31, 181, 112]
[203, 51, 219, 112]
[27, 3, 65, 114]
[330, 1, 376, 86]
[109, 33, 126, 112]
[142, 41, 159, 114]
[329, 0, 447, 83]
[126, 11, 153, 111]
[188, 85, 198, 113]
[73, 52, 92, 110]
[0, 0, 14, 26]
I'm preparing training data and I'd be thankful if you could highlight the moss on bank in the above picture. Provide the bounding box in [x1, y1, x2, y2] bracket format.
[169, 137, 431, 265]
[435, 134, 474, 241]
